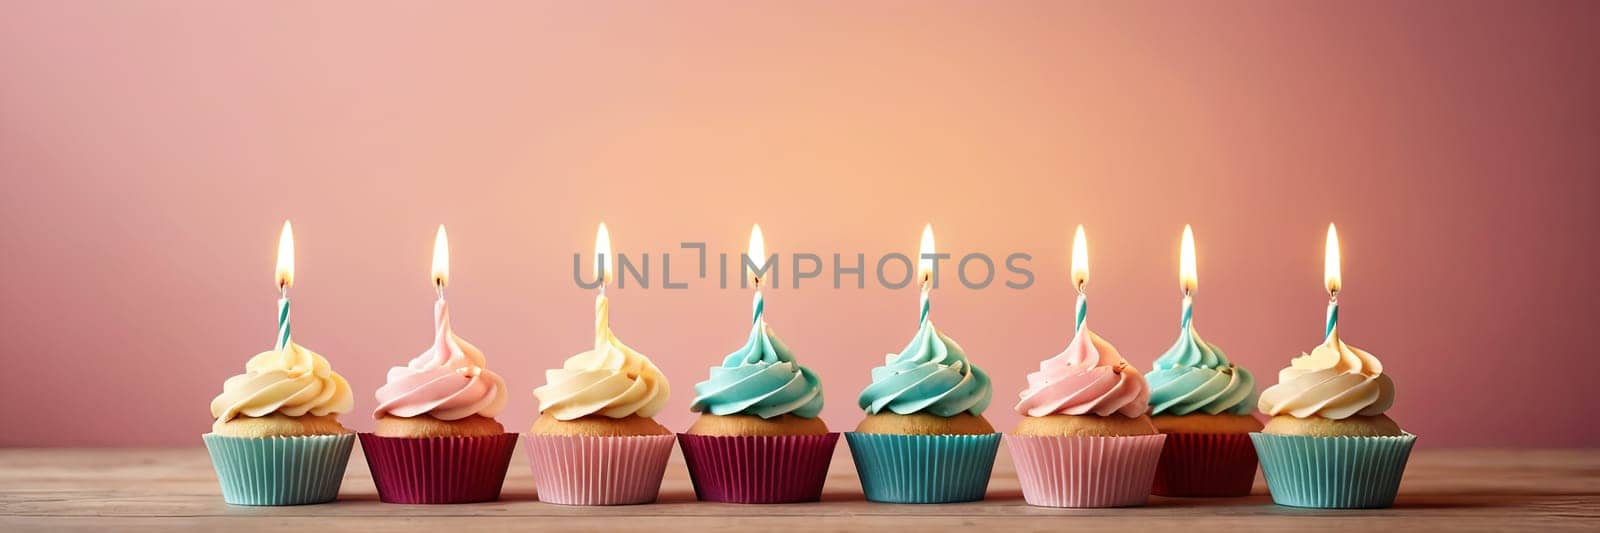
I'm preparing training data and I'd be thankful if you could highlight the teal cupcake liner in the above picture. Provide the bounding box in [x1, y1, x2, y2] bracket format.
[1250, 432, 1416, 509]
[203, 433, 356, 506]
[844, 432, 1002, 503]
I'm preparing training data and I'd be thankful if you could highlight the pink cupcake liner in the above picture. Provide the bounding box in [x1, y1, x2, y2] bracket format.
[524, 433, 676, 506]
[358, 433, 519, 504]
[1152, 432, 1259, 497]
[1006, 434, 1167, 508]
[677, 433, 840, 504]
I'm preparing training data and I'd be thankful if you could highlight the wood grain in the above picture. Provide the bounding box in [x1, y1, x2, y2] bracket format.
[2, 445, 1596, 531]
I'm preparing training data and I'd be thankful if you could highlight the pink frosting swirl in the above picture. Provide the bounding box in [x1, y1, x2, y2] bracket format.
[373, 298, 508, 420]
[1014, 321, 1151, 418]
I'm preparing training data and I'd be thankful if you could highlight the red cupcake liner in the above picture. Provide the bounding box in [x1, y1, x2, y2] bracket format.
[677, 433, 840, 504]
[524, 433, 677, 506]
[1151, 432, 1259, 497]
[358, 433, 519, 504]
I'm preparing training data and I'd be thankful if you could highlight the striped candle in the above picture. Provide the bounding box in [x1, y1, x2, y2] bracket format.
[276, 297, 291, 351]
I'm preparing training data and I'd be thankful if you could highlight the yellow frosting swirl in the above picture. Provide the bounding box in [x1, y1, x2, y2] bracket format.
[1257, 326, 1394, 419]
[533, 295, 670, 420]
[210, 340, 354, 426]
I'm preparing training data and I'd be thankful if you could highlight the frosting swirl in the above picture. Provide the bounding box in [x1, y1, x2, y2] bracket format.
[211, 340, 354, 423]
[373, 299, 508, 420]
[690, 294, 823, 418]
[1015, 321, 1150, 418]
[858, 299, 991, 417]
[534, 295, 671, 420]
[1258, 326, 1394, 419]
[1147, 308, 1257, 416]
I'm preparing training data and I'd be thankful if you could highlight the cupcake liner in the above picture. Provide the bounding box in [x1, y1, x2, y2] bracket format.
[358, 433, 519, 504]
[677, 433, 840, 504]
[1006, 433, 1167, 508]
[524, 433, 676, 506]
[202, 433, 355, 506]
[844, 432, 1002, 504]
[1250, 432, 1417, 509]
[1152, 432, 1259, 497]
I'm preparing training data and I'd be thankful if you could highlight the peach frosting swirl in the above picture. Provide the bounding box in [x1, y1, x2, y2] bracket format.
[533, 295, 670, 420]
[210, 340, 354, 426]
[373, 299, 508, 420]
[1014, 321, 1151, 418]
[1258, 326, 1395, 419]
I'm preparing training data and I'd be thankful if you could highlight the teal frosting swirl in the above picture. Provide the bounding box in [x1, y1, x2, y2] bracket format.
[690, 295, 823, 418]
[858, 296, 992, 417]
[1147, 303, 1257, 416]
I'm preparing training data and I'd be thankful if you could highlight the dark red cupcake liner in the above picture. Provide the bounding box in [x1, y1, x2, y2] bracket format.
[1151, 432, 1258, 497]
[358, 433, 519, 504]
[677, 433, 840, 504]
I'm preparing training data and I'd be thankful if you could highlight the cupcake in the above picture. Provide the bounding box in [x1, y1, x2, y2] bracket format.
[1145, 309, 1262, 497]
[847, 294, 999, 504]
[680, 290, 836, 503]
[1008, 319, 1167, 508]
[362, 298, 517, 504]
[205, 317, 356, 505]
[1252, 325, 1413, 508]
[527, 294, 674, 506]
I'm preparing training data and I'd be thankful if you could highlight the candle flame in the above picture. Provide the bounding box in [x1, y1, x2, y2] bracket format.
[748, 224, 766, 283]
[1071, 225, 1089, 290]
[1180, 225, 1197, 293]
[916, 223, 935, 283]
[1325, 223, 1341, 295]
[594, 222, 613, 285]
[432, 224, 449, 288]
[275, 220, 294, 289]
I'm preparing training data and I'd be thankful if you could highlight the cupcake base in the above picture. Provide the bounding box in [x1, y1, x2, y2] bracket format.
[1250, 432, 1417, 509]
[678, 433, 839, 503]
[359, 433, 519, 504]
[203, 433, 355, 506]
[1006, 434, 1167, 508]
[844, 432, 1001, 504]
[1152, 432, 1258, 497]
[524, 433, 676, 506]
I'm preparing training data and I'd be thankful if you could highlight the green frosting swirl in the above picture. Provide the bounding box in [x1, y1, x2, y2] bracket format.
[690, 295, 823, 418]
[858, 297, 992, 417]
[1147, 305, 1257, 416]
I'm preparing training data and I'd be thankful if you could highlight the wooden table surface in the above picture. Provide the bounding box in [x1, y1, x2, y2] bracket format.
[2, 444, 1596, 531]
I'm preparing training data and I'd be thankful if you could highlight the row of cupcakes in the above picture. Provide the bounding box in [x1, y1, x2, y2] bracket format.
[203, 222, 1413, 509]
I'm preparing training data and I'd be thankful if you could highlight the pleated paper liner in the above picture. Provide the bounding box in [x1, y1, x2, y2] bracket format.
[844, 432, 1002, 504]
[1250, 432, 1416, 509]
[1006, 433, 1167, 508]
[202, 433, 355, 506]
[524, 433, 676, 506]
[1152, 432, 1259, 497]
[677, 433, 840, 503]
[358, 433, 519, 504]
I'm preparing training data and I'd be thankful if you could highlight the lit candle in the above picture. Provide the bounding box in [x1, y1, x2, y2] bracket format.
[748, 224, 766, 322]
[432, 224, 449, 298]
[1070, 224, 1089, 332]
[917, 223, 935, 323]
[274, 220, 294, 351]
[1324, 223, 1341, 338]
[1179, 224, 1197, 328]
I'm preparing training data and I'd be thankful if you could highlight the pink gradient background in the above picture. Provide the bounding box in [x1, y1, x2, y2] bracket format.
[2, 2, 1596, 447]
